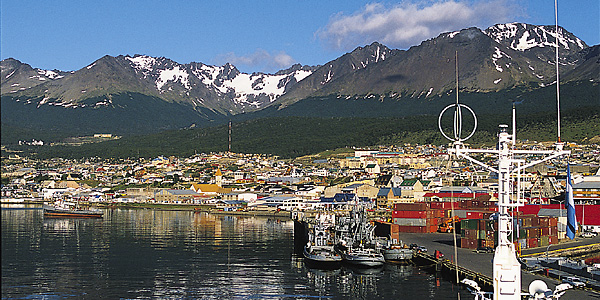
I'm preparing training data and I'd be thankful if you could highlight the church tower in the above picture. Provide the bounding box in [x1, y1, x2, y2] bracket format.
[215, 169, 223, 187]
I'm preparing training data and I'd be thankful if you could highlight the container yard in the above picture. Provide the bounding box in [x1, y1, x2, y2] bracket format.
[391, 201, 600, 251]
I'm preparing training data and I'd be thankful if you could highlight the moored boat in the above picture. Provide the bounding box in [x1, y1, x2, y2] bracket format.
[43, 202, 103, 218]
[383, 245, 413, 262]
[303, 243, 342, 269]
[303, 223, 341, 269]
[341, 247, 385, 268]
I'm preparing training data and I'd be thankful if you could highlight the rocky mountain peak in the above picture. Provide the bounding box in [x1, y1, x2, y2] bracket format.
[484, 23, 587, 53]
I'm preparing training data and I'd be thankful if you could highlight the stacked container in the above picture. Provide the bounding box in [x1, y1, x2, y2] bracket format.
[392, 203, 444, 233]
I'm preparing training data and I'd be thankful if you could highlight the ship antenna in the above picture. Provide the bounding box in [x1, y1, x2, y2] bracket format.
[512, 104, 516, 147]
[555, 0, 562, 143]
[454, 51, 461, 141]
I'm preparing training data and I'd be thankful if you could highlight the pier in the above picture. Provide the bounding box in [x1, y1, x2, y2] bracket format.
[400, 232, 600, 299]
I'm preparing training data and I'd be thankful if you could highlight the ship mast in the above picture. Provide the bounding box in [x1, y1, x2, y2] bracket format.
[440, 50, 569, 299]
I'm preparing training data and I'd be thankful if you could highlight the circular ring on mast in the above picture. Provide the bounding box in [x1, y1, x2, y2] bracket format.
[438, 103, 477, 142]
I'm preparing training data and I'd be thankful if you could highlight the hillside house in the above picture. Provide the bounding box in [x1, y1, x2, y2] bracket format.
[341, 183, 379, 200]
[376, 187, 402, 209]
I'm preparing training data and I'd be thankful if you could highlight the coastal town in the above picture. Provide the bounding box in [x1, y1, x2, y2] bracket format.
[3, 140, 600, 297]
[2, 141, 599, 224]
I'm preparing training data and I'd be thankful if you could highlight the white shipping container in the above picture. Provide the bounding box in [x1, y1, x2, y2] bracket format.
[393, 218, 427, 227]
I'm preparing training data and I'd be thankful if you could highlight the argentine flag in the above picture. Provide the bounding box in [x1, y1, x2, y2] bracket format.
[566, 164, 577, 240]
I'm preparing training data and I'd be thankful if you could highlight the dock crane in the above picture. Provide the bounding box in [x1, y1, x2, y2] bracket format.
[438, 216, 460, 233]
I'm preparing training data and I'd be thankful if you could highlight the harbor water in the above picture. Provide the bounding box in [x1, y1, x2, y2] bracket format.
[2, 205, 470, 299]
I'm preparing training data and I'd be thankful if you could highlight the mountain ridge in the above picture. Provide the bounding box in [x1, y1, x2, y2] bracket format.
[1, 22, 598, 143]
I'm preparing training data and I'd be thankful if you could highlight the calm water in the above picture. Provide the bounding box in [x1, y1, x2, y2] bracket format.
[2, 205, 470, 299]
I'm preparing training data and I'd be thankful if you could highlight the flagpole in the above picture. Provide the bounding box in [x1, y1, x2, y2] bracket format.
[565, 164, 576, 240]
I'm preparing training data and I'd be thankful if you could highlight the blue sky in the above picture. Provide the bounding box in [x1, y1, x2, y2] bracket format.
[1, 0, 598, 73]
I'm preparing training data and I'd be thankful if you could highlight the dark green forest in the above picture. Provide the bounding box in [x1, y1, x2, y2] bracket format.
[5, 105, 599, 159]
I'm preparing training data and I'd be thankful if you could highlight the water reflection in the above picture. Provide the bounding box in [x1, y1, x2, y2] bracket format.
[2, 207, 469, 299]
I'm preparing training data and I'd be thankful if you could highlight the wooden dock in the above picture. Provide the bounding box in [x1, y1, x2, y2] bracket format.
[412, 251, 494, 291]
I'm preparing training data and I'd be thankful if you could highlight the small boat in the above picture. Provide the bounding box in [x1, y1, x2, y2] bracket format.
[383, 243, 413, 262]
[303, 243, 342, 269]
[341, 247, 385, 268]
[43, 201, 103, 218]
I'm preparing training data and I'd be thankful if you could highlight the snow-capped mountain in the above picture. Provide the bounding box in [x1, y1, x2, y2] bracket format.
[1, 58, 70, 94]
[124, 55, 313, 112]
[273, 23, 594, 107]
[1, 55, 317, 114]
[1, 23, 597, 139]
[484, 23, 586, 53]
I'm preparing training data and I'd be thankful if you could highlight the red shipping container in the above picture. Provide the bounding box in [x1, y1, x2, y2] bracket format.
[394, 203, 428, 211]
[461, 238, 478, 249]
[528, 238, 538, 248]
[431, 209, 444, 218]
[393, 210, 426, 218]
[466, 212, 484, 219]
[397, 225, 428, 233]
[442, 202, 460, 209]
[429, 202, 442, 209]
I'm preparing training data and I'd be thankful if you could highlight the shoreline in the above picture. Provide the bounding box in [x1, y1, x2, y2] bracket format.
[0, 200, 292, 218]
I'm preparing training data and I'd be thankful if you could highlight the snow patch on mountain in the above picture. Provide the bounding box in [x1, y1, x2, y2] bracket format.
[492, 47, 511, 72]
[127, 56, 156, 71]
[485, 23, 586, 52]
[37, 69, 64, 79]
[156, 66, 190, 90]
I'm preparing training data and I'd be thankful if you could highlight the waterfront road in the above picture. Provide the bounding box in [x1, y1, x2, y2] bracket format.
[400, 233, 600, 300]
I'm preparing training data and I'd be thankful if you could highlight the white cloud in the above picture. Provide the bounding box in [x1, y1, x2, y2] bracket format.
[215, 49, 296, 73]
[317, 0, 519, 51]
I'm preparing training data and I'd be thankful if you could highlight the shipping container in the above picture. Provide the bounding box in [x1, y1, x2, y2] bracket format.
[429, 225, 438, 233]
[524, 227, 540, 238]
[461, 219, 479, 230]
[527, 238, 538, 248]
[393, 218, 427, 227]
[394, 203, 428, 211]
[461, 238, 478, 249]
[429, 202, 460, 210]
[392, 210, 425, 219]
[451, 210, 468, 219]
[463, 229, 478, 239]
[466, 211, 484, 219]
[396, 225, 428, 233]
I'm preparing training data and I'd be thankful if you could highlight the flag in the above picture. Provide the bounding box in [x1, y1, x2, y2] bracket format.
[565, 164, 577, 240]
